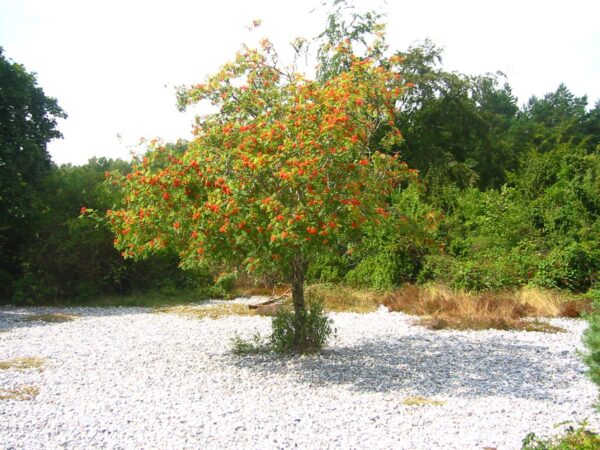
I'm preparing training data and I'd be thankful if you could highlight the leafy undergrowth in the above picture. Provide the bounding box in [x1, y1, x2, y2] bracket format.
[0, 385, 39, 401]
[522, 422, 600, 449]
[0, 357, 45, 371]
[382, 284, 589, 332]
[20, 313, 76, 323]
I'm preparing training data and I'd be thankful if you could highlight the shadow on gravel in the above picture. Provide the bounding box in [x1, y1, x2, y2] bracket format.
[0, 307, 152, 333]
[232, 334, 577, 401]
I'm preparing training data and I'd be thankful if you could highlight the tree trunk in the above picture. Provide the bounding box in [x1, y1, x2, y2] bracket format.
[290, 255, 308, 348]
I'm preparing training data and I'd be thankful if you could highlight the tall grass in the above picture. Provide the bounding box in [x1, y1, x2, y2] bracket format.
[382, 284, 587, 331]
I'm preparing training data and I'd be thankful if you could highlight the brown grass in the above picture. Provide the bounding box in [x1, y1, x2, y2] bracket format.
[383, 284, 576, 332]
[402, 396, 446, 406]
[21, 313, 77, 323]
[156, 303, 258, 319]
[306, 284, 380, 313]
[0, 385, 39, 401]
[0, 357, 45, 371]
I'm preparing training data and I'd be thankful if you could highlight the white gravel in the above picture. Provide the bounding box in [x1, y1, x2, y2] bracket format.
[1, 303, 598, 449]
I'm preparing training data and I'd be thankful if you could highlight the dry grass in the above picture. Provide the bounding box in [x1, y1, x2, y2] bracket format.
[306, 284, 381, 313]
[0, 357, 45, 371]
[0, 385, 39, 401]
[20, 313, 77, 323]
[156, 303, 258, 319]
[402, 396, 446, 407]
[382, 284, 578, 332]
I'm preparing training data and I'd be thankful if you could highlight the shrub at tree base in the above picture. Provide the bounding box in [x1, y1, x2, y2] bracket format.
[89, 31, 415, 351]
[271, 299, 334, 354]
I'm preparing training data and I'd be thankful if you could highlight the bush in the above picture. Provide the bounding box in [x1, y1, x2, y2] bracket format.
[522, 422, 600, 449]
[306, 253, 348, 284]
[532, 243, 600, 292]
[583, 299, 600, 403]
[270, 297, 334, 354]
[231, 332, 270, 355]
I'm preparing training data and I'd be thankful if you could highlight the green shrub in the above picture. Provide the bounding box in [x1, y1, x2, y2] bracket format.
[421, 251, 536, 292]
[522, 422, 600, 449]
[306, 253, 348, 284]
[214, 271, 237, 294]
[270, 298, 334, 354]
[345, 253, 399, 290]
[231, 332, 270, 355]
[583, 300, 600, 403]
[532, 243, 600, 292]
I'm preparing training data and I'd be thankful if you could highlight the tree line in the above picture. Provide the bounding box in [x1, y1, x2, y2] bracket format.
[1, 35, 598, 305]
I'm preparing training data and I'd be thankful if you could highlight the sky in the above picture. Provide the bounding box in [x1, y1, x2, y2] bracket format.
[1, 0, 599, 166]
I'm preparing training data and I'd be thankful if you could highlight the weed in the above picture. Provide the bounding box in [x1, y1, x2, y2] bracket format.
[0, 385, 39, 401]
[231, 333, 270, 355]
[0, 357, 45, 371]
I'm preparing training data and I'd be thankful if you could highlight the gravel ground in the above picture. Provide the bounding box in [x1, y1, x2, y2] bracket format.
[0, 303, 598, 450]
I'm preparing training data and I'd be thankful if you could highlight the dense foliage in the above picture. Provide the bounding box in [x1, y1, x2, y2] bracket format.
[0, 48, 66, 299]
[2, 7, 599, 306]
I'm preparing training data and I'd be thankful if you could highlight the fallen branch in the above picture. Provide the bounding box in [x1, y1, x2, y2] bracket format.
[248, 288, 291, 309]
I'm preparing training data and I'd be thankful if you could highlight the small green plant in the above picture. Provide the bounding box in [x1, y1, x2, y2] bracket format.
[270, 298, 334, 354]
[522, 421, 600, 449]
[231, 332, 270, 355]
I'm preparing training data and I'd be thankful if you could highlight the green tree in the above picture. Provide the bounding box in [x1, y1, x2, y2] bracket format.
[0, 48, 66, 300]
[392, 41, 519, 190]
[95, 28, 413, 351]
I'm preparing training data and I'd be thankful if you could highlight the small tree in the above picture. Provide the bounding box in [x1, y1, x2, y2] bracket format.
[97, 28, 414, 350]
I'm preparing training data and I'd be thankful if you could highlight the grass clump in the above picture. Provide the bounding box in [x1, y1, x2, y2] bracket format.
[522, 422, 600, 449]
[0, 385, 39, 401]
[231, 332, 271, 355]
[383, 284, 573, 332]
[402, 396, 446, 407]
[0, 357, 45, 371]
[21, 313, 76, 323]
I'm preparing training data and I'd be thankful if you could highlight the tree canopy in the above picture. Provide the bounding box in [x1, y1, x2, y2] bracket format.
[0, 48, 66, 298]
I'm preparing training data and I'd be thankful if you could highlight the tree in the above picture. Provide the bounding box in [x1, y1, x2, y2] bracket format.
[391, 41, 519, 190]
[0, 47, 66, 300]
[94, 31, 413, 350]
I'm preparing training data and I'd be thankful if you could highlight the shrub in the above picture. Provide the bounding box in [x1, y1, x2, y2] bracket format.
[270, 297, 334, 354]
[345, 253, 399, 289]
[583, 299, 600, 403]
[522, 422, 600, 449]
[231, 333, 270, 355]
[306, 253, 348, 284]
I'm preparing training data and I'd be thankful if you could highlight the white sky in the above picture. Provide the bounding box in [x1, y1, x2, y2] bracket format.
[1, 0, 599, 166]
